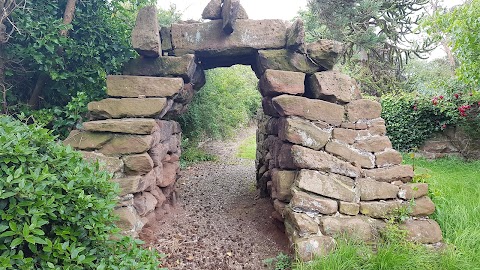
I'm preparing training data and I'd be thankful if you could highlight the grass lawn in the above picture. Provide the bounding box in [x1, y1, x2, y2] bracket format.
[294, 156, 480, 270]
[237, 134, 257, 160]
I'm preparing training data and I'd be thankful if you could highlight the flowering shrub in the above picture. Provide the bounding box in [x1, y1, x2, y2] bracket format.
[381, 91, 479, 151]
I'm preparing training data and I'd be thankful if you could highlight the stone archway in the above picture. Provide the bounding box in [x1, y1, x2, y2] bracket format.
[64, 1, 443, 261]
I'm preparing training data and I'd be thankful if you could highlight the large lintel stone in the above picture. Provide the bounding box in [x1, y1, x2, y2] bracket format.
[171, 20, 287, 57]
[107, 75, 184, 98]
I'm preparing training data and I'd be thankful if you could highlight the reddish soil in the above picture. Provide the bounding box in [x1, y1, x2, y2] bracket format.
[140, 127, 290, 269]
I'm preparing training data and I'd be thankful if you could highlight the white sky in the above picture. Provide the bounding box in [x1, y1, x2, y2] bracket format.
[157, 0, 465, 59]
[157, 0, 308, 21]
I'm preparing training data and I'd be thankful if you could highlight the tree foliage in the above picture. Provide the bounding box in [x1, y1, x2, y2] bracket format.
[179, 65, 260, 140]
[423, 0, 480, 88]
[0, 115, 161, 269]
[302, 0, 434, 95]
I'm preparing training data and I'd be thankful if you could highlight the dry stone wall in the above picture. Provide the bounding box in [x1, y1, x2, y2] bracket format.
[65, 1, 443, 261]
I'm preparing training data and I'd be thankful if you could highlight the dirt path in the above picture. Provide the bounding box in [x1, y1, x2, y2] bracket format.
[140, 126, 290, 269]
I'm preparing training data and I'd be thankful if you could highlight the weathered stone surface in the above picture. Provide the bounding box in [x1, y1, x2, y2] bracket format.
[332, 128, 358, 144]
[106, 75, 183, 98]
[364, 165, 414, 183]
[81, 151, 123, 174]
[171, 20, 287, 56]
[271, 169, 296, 202]
[272, 95, 345, 125]
[133, 192, 157, 217]
[259, 69, 305, 96]
[295, 236, 336, 262]
[297, 169, 356, 202]
[99, 135, 153, 155]
[307, 71, 361, 103]
[306, 40, 344, 70]
[291, 188, 338, 215]
[255, 49, 324, 76]
[411, 196, 435, 216]
[359, 200, 402, 218]
[273, 199, 287, 217]
[277, 143, 296, 169]
[320, 216, 385, 242]
[123, 54, 198, 83]
[354, 136, 392, 153]
[150, 186, 167, 207]
[401, 219, 443, 244]
[286, 19, 305, 51]
[156, 162, 179, 187]
[222, 0, 240, 34]
[285, 209, 319, 236]
[202, 0, 222, 19]
[325, 141, 375, 168]
[357, 178, 400, 201]
[278, 117, 331, 150]
[398, 183, 429, 200]
[64, 130, 112, 150]
[149, 143, 169, 167]
[160, 27, 172, 52]
[114, 206, 142, 232]
[201, 0, 248, 20]
[346, 99, 382, 122]
[339, 201, 360, 216]
[83, 118, 158, 135]
[88, 98, 167, 119]
[131, 6, 160, 57]
[123, 153, 154, 174]
[292, 145, 361, 178]
[368, 119, 387, 136]
[375, 149, 403, 167]
[113, 170, 156, 196]
[262, 98, 280, 117]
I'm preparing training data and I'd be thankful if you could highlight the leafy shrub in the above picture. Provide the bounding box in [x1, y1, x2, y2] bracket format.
[179, 65, 261, 140]
[381, 93, 454, 151]
[0, 116, 161, 269]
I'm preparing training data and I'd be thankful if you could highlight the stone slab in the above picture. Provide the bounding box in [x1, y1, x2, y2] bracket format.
[357, 178, 400, 201]
[290, 188, 338, 215]
[359, 200, 402, 219]
[106, 75, 184, 98]
[88, 98, 168, 119]
[171, 19, 287, 56]
[305, 40, 344, 70]
[364, 165, 414, 183]
[346, 99, 382, 122]
[401, 219, 442, 244]
[307, 71, 361, 104]
[291, 145, 361, 178]
[99, 135, 154, 155]
[83, 118, 158, 135]
[320, 216, 385, 242]
[272, 95, 345, 125]
[278, 117, 331, 151]
[325, 141, 375, 168]
[131, 6, 160, 57]
[64, 130, 112, 150]
[259, 69, 305, 97]
[255, 49, 324, 77]
[296, 169, 356, 202]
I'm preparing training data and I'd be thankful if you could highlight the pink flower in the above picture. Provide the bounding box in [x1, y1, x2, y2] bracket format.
[454, 93, 459, 99]
[439, 95, 444, 100]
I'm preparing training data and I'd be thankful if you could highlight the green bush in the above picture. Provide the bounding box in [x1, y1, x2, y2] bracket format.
[382, 91, 480, 151]
[0, 116, 161, 269]
[179, 65, 260, 140]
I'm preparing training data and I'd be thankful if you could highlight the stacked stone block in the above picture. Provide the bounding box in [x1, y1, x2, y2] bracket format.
[63, 1, 442, 260]
[255, 69, 442, 261]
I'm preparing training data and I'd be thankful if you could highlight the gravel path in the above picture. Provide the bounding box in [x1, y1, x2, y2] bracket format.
[140, 126, 290, 269]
